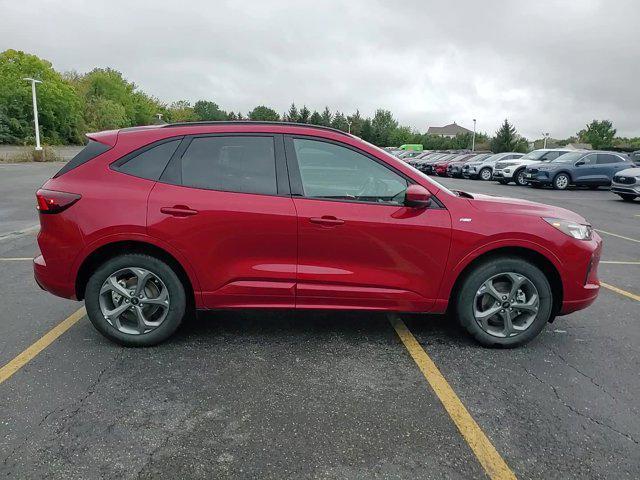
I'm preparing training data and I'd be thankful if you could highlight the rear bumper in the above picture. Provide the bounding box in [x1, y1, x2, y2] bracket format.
[33, 254, 77, 300]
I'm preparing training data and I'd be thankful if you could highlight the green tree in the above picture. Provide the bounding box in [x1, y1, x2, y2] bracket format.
[388, 125, 414, 146]
[491, 119, 528, 153]
[193, 100, 227, 121]
[84, 97, 128, 130]
[320, 106, 333, 126]
[360, 118, 374, 143]
[347, 110, 364, 137]
[309, 111, 322, 125]
[0, 49, 83, 144]
[285, 103, 299, 122]
[248, 105, 280, 121]
[167, 100, 196, 122]
[298, 105, 311, 123]
[371, 109, 398, 146]
[578, 120, 616, 149]
[331, 111, 349, 132]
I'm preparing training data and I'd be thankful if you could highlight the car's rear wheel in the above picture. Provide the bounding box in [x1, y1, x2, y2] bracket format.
[514, 169, 528, 186]
[455, 257, 552, 347]
[553, 173, 570, 190]
[85, 254, 186, 346]
[479, 167, 492, 181]
[618, 193, 637, 201]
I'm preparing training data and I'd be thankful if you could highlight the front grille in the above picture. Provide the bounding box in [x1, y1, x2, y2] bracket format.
[613, 175, 636, 185]
[527, 168, 539, 174]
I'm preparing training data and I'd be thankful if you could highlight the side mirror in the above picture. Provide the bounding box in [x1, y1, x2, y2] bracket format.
[404, 184, 432, 209]
[575, 160, 585, 166]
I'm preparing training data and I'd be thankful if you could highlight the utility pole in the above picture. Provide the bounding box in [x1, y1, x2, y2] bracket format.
[472, 118, 477, 151]
[23, 77, 43, 151]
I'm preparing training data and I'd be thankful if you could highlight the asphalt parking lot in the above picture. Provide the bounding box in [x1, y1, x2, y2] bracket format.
[1, 162, 638, 479]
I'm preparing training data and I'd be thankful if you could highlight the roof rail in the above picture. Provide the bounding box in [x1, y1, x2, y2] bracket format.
[160, 120, 353, 137]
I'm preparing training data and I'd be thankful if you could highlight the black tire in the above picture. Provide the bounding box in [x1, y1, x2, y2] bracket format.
[514, 169, 528, 186]
[552, 173, 570, 190]
[455, 256, 553, 348]
[85, 254, 187, 347]
[479, 167, 492, 181]
[618, 193, 637, 202]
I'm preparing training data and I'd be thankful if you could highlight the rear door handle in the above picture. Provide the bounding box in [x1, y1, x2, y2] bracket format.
[160, 205, 199, 217]
[309, 216, 345, 226]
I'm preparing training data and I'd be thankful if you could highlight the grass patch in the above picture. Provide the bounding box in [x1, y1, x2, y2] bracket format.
[0, 146, 65, 163]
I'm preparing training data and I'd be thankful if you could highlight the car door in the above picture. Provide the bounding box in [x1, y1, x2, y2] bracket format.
[147, 134, 297, 308]
[573, 153, 598, 183]
[285, 135, 452, 312]
[596, 154, 630, 184]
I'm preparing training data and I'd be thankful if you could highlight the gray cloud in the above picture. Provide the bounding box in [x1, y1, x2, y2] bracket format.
[1, 0, 638, 138]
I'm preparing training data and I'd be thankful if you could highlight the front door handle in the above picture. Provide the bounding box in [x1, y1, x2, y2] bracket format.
[309, 216, 345, 226]
[160, 205, 199, 217]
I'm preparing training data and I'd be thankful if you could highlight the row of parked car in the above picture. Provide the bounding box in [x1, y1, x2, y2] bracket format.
[398, 148, 640, 202]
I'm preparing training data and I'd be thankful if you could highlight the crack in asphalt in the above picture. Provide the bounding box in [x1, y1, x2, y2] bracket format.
[522, 367, 638, 445]
[1, 348, 124, 473]
[547, 347, 618, 402]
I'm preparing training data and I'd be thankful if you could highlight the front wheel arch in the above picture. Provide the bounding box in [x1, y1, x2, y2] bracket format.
[448, 246, 563, 320]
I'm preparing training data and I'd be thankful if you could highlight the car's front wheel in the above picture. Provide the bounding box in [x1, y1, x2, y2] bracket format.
[85, 254, 187, 346]
[455, 257, 552, 347]
[553, 173, 570, 190]
[479, 167, 492, 181]
[514, 169, 528, 186]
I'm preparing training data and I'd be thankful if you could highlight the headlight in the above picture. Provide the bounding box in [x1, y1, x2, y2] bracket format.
[543, 217, 593, 240]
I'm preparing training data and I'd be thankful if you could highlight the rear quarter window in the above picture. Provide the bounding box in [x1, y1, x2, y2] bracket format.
[53, 140, 112, 178]
[114, 138, 181, 180]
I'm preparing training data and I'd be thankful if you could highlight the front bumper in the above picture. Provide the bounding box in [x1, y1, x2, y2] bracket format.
[524, 171, 553, 184]
[611, 183, 639, 196]
[492, 169, 514, 180]
[558, 233, 602, 315]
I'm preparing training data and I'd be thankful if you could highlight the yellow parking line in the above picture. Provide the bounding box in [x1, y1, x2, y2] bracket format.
[389, 314, 517, 480]
[600, 282, 640, 302]
[0, 307, 86, 385]
[0, 257, 32, 261]
[595, 229, 640, 244]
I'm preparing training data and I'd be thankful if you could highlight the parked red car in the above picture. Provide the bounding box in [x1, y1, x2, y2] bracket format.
[35, 122, 601, 347]
[434, 154, 475, 176]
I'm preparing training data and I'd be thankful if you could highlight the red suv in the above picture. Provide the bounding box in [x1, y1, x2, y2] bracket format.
[34, 122, 601, 347]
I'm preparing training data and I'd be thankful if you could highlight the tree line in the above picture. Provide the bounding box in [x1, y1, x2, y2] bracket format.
[1, 49, 636, 153]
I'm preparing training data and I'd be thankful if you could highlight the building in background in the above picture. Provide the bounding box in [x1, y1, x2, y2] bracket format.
[426, 122, 473, 138]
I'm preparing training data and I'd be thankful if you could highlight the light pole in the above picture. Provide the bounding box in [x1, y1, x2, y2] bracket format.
[472, 118, 477, 151]
[346, 120, 352, 134]
[23, 77, 43, 151]
[542, 132, 550, 149]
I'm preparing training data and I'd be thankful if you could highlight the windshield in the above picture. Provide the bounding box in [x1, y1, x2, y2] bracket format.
[520, 150, 548, 161]
[551, 151, 584, 163]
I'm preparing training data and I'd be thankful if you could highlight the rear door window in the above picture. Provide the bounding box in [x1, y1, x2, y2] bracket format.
[180, 136, 277, 195]
[597, 154, 623, 164]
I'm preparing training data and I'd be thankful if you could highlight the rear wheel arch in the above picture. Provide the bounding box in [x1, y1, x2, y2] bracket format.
[75, 240, 195, 311]
[447, 246, 563, 319]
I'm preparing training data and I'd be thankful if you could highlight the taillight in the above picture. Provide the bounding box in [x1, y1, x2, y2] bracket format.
[36, 189, 81, 214]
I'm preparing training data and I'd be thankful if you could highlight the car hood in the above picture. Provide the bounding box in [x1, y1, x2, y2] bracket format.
[616, 167, 640, 177]
[467, 193, 588, 223]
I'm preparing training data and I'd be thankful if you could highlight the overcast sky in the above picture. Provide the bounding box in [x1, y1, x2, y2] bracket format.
[2, 0, 638, 139]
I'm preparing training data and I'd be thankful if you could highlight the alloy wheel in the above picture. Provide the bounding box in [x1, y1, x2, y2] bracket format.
[480, 168, 492, 180]
[473, 272, 539, 338]
[516, 170, 527, 186]
[98, 267, 170, 335]
[554, 174, 569, 190]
